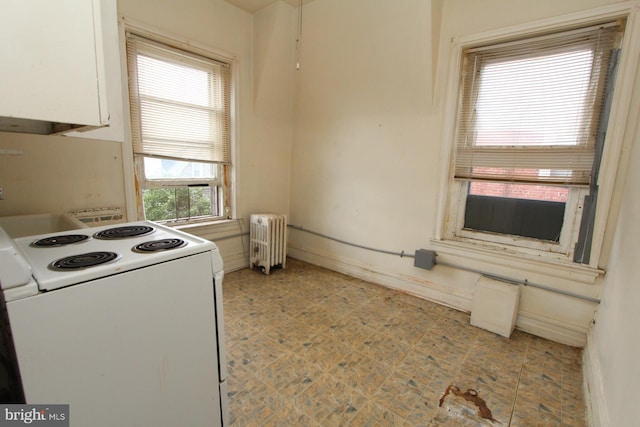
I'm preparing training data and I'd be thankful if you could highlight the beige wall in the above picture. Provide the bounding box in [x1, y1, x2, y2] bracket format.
[287, 0, 638, 347]
[287, 0, 638, 424]
[247, 1, 295, 216]
[0, 0, 293, 226]
[0, 0, 294, 271]
[590, 67, 640, 426]
[118, 0, 294, 221]
[2, 0, 639, 423]
[289, 0, 628, 346]
[0, 133, 125, 216]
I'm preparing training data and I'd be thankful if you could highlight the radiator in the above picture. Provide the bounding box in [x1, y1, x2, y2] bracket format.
[249, 214, 287, 275]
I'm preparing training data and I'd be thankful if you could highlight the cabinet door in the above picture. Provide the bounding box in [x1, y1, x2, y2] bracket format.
[0, 0, 108, 127]
[65, 0, 125, 142]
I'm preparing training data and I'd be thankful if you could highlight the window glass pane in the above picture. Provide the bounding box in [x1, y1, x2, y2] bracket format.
[475, 49, 593, 147]
[469, 181, 569, 202]
[142, 188, 174, 221]
[189, 187, 217, 218]
[142, 187, 218, 221]
[144, 158, 217, 180]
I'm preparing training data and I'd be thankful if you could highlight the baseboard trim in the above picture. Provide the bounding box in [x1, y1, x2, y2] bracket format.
[177, 219, 249, 273]
[583, 328, 610, 427]
[288, 244, 473, 311]
[516, 309, 587, 347]
[223, 251, 249, 273]
[289, 243, 588, 346]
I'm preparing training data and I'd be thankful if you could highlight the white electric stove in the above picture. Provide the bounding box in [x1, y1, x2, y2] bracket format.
[0, 221, 228, 426]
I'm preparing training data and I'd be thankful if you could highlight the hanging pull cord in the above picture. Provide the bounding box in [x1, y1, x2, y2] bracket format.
[296, 0, 303, 70]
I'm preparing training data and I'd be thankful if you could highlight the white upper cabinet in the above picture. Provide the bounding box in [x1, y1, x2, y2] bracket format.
[0, 0, 119, 137]
[64, 0, 125, 142]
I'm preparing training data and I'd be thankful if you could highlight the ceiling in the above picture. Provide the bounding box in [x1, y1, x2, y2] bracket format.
[224, 0, 314, 15]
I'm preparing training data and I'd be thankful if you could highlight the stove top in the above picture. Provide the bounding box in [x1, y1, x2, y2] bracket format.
[9, 221, 220, 292]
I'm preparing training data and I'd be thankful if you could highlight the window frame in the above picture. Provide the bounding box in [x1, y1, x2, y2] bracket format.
[448, 178, 588, 258]
[134, 156, 225, 222]
[433, 3, 640, 272]
[449, 22, 620, 259]
[134, 157, 223, 189]
[121, 19, 237, 224]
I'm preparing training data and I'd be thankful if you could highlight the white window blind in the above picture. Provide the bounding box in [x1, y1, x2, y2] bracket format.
[126, 34, 231, 164]
[454, 21, 623, 186]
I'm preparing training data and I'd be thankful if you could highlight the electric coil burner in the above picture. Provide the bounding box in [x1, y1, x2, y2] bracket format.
[49, 251, 120, 271]
[133, 238, 187, 253]
[31, 234, 90, 247]
[94, 225, 155, 240]
[6, 222, 214, 292]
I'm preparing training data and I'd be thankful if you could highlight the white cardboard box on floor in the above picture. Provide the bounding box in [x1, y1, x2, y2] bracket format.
[470, 276, 520, 338]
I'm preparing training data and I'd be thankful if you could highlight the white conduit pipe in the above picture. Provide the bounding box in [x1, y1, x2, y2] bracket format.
[287, 224, 600, 304]
[436, 260, 600, 304]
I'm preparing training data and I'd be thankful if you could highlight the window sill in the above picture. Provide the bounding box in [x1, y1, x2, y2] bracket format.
[171, 218, 243, 234]
[429, 237, 603, 286]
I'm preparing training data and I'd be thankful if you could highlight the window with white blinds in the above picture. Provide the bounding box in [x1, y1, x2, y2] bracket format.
[454, 21, 624, 186]
[125, 32, 233, 223]
[126, 33, 231, 164]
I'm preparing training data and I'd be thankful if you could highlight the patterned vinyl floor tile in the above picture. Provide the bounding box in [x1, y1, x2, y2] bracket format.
[224, 259, 588, 426]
